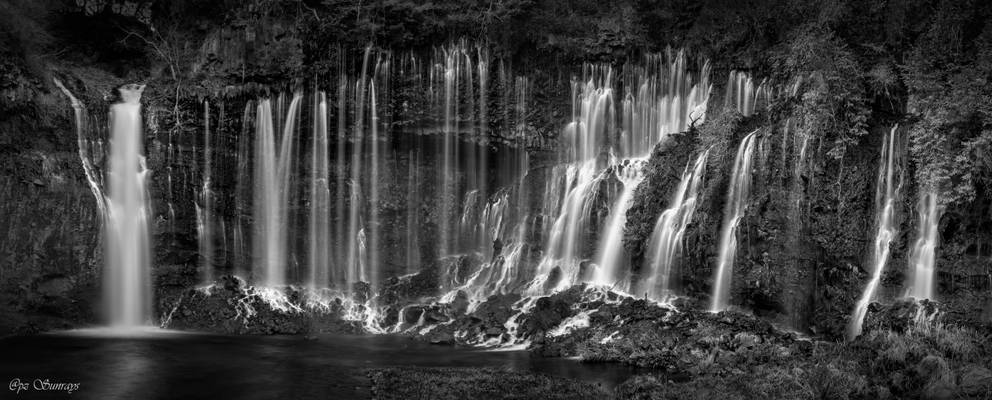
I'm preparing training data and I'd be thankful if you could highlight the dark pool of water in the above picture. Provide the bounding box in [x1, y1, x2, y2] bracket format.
[0, 330, 635, 399]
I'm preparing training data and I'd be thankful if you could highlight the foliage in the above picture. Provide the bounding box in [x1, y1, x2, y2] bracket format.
[800, 361, 868, 400]
[774, 26, 869, 160]
[902, 1, 992, 206]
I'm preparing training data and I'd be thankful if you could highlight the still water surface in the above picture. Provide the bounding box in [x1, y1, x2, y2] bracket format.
[0, 330, 634, 399]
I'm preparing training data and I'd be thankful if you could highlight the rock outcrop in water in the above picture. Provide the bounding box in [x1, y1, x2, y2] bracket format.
[162, 275, 365, 335]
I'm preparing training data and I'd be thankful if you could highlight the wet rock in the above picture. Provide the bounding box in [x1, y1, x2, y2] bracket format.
[577, 261, 594, 282]
[863, 298, 941, 335]
[472, 293, 521, 326]
[543, 266, 563, 292]
[162, 275, 360, 335]
[426, 331, 454, 345]
[352, 282, 372, 304]
[438, 254, 480, 286]
[519, 296, 573, 338]
[423, 306, 450, 324]
[449, 290, 469, 316]
[402, 306, 425, 324]
[485, 327, 503, 336]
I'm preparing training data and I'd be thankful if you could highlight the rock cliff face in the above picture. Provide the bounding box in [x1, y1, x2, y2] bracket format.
[622, 103, 992, 338]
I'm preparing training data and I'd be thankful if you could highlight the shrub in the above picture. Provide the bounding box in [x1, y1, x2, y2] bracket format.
[801, 362, 868, 400]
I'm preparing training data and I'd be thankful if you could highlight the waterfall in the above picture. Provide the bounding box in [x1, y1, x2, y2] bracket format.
[906, 191, 941, 300]
[533, 75, 613, 290]
[346, 46, 372, 287]
[309, 92, 331, 289]
[405, 146, 422, 274]
[593, 159, 647, 290]
[442, 189, 528, 309]
[368, 78, 381, 290]
[55, 80, 154, 328]
[711, 130, 759, 312]
[644, 150, 709, 300]
[848, 126, 903, 339]
[253, 94, 302, 287]
[198, 100, 214, 284]
[724, 71, 774, 116]
[105, 84, 152, 327]
[335, 73, 349, 286]
[438, 47, 458, 259]
[532, 50, 711, 294]
[53, 79, 107, 225]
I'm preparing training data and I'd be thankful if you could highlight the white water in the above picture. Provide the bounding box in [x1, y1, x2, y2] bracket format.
[593, 159, 647, 290]
[848, 126, 903, 339]
[198, 100, 214, 284]
[532, 51, 712, 294]
[105, 85, 152, 327]
[309, 92, 331, 289]
[345, 46, 372, 288]
[724, 71, 774, 116]
[906, 191, 941, 300]
[644, 150, 709, 300]
[253, 94, 302, 287]
[711, 130, 759, 312]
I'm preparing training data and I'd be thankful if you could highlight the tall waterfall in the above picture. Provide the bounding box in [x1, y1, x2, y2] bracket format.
[711, 130, 759, 312]
[106, 84, 152, 327]
[346, 46, 372, 287]
[223, 42, 530, 302]
[55, 80, 153, 328]
[309, 92, 331, 289]
[848, 126, 903, 339]
[253, 94, 302, 287]
[906, 192, 940, 300]
[533, 50, 711, 294]
[644, 150, 709, 300]
[197, 100, 215, 285]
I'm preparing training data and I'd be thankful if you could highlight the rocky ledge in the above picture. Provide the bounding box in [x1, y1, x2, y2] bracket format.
[406, 288, 991, 399]
[161, 277, 992, 399]
[160, 275, 367, 335]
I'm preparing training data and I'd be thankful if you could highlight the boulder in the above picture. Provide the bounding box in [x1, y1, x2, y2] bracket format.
[426, 331, 454, 345]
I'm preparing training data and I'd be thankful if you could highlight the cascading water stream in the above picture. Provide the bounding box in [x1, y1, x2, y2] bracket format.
[198, 100, 214, 285]
[346, 47, 372, 287]
[725, 71, 773, 117]
[644, 150, 709, 300]
[532, 51, 712, 294]
[906, 191, 941, 300]
[253, 94, 302, 287]
[105, 84, 152, 327]
[593, 159, 647, 290]
[55, 80, 154, 329]
[848, 126, 903, 339]
[53, 79, 107, 223]
[711, 130, 759, 312]
[309, 92, 331, 289]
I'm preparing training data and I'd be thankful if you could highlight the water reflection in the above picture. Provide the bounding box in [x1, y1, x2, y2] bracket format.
[0, 333, 634, 399]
